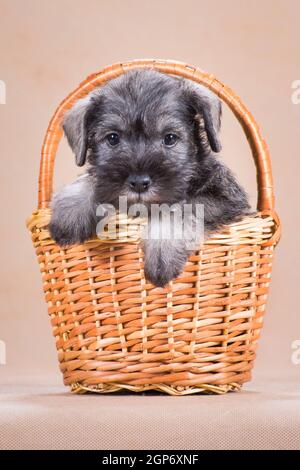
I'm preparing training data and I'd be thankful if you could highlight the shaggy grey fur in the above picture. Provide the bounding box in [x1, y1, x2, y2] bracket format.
[49, 69, 250, 287]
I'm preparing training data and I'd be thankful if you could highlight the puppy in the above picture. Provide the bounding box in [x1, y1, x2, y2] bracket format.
[49, 69, 250, 287]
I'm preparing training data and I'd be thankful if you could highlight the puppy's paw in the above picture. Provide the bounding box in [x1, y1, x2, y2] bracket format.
[48, 174, 97, 247]
[48, 220, 81, 246]
[144, 260, 184, 288]
[48, 213, 96, 247]
[143, 240, 188, 287]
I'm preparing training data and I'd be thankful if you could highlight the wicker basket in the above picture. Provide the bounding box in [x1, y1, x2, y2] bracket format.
[27, 59, 280, 395]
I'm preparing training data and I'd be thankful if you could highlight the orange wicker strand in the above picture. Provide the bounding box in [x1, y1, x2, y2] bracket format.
[27, 60, 280, 395]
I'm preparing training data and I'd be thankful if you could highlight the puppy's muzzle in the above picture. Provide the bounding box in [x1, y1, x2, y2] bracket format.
[127, 175, 151, 193]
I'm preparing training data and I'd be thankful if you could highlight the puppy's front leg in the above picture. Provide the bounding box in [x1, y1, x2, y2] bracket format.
[143, 237, 188, 287]
[49, 174, 97, 246]
[142, 203, 205, 287]
[142, 209, 191, 287]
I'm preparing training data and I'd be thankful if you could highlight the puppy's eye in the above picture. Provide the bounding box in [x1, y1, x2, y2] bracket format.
[106, 132, 120, 146]
[163, 133, 178, 147]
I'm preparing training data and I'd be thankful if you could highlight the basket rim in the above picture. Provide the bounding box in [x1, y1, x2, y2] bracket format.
[70, 381, 243, 395]
[27, 208, 281, 248]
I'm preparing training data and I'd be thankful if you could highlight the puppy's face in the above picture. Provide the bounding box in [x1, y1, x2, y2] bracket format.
[63, 69, 222, 206]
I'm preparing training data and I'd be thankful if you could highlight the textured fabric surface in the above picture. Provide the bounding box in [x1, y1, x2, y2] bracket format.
[0, 374, 299, 450]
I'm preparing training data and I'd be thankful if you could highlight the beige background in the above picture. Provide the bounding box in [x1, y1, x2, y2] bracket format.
[0, 0, 299, 450]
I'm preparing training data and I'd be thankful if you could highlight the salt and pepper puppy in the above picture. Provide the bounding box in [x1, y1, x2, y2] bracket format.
[49, 69, 250, 287]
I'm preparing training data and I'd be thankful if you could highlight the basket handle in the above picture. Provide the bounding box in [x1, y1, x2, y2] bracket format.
[38, 59, 274, 211]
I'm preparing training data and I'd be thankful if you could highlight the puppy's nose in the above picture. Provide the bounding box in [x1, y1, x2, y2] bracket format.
[128, 175, 151, 193]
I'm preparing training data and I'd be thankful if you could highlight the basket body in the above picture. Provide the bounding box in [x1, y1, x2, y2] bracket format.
[28, 59, 280, 395]
[28, 210, 279, 395]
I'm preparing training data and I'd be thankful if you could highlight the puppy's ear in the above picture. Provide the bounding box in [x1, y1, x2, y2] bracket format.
[183, 81, 222, 153]
[62, 96, 93, 167]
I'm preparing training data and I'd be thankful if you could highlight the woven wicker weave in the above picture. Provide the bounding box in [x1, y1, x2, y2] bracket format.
[27, 59, 280, 395]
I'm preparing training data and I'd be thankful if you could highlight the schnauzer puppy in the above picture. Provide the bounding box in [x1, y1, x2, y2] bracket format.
[49, 69, 250, 287]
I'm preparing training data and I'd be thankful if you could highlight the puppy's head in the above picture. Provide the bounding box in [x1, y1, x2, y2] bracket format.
[63, 69, 222, 206]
